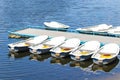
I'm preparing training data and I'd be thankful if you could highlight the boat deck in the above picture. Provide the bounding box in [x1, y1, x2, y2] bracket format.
[8, 28, 120, 45]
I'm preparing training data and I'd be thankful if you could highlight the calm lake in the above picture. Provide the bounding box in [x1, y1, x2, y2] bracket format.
[0, 0, 120, 80]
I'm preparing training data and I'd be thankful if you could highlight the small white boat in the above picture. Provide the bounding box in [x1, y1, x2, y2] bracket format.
[44, 21, 70, 29]
[8, 35, 48, 52]
[91, 43, 120, 65]
[50, 38, 80, 58]
[76, 24, 112, 34]
[29, 36, 66, 54]
[70, 41, 100, 61]
[107, 26, 120, 37]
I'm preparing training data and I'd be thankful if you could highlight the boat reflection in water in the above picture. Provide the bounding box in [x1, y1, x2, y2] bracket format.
[50, 57, 72, 65]
[92, 58, 119, 72]
[29, 53, 51, 62]
[70, 59, 93, 69]
[8, 51, 31, 59]
[8, 51, 119, 72]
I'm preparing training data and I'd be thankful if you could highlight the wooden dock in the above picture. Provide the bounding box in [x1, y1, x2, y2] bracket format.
[8, 28, 120, 45]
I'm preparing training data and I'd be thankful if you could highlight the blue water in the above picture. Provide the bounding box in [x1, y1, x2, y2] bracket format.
[1, 0, 120, 80]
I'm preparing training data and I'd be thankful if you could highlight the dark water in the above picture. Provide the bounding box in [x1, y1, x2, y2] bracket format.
[1, 0, 120, 80]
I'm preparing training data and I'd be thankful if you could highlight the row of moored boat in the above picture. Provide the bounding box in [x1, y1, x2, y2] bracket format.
[8, 35, 120, 65]
[44, 21, 120, 36]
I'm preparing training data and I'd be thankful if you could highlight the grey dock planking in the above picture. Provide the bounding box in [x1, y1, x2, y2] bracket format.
[11, 28, 120, 44]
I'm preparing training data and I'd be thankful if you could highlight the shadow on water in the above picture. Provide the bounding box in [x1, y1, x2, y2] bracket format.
[69, 58, 119, 72]
[70, 59, 93, 69]
[29, 53, 51, 62]
[50, 57, 72, 65]
[92, 58, 119, 72]
[8, 51, 31, 59]
[8, 51, 120, 73]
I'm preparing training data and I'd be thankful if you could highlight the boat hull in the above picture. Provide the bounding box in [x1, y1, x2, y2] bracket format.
[8, 46, 29, 52]
[70, 55, 92, 61]
[93, 57, 117, 65]
[30, 48, 52, 54]
[77, 30, 93, 34]
[36, 48, 52, 54]
[51, 52, 70, 58]
[45, 26, 68, 31]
